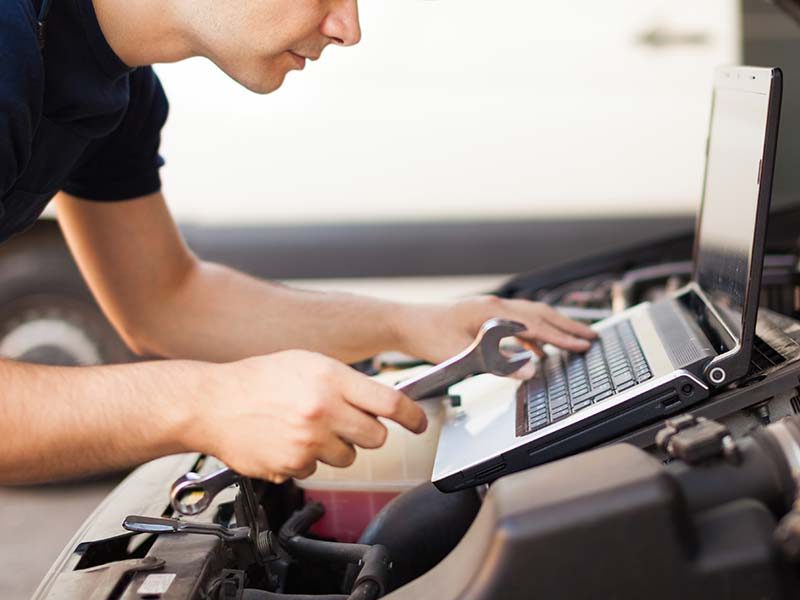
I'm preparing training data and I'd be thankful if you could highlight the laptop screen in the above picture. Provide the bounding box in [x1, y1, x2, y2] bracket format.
[693, 68, 777, 342]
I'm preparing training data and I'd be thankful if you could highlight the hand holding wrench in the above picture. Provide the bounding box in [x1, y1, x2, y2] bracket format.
[169, 318, 532, 515]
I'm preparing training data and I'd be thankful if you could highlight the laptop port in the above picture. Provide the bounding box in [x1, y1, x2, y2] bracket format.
[660, 393, 681, 410]
[475, 462, 507, 481]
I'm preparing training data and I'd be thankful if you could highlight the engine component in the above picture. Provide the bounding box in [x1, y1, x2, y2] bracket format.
[352, 482, 481, 592]
[383, 416, 800, 600]
[655, 414, 740, 465]
[273, 502, 390, 600]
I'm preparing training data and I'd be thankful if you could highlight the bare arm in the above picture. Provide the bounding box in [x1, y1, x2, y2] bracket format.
[0, 351, 426, 485]
[55, 191, 596, 365]
[0, 357, 199, 483]
[55, 191, 411, 363]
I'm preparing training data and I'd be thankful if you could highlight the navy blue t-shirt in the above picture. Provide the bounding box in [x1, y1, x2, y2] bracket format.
[0, 0, 169, 242]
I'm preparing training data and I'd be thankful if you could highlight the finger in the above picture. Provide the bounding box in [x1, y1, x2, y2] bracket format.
[260, 462, 314, 484]
[540, 306, 597, 339]
[290, 461, 318, 481]
[520, 322, 591, 352]
[509, 359, 537, 381]
[331, 404, 389, 450]
[266, 457, 317, 482]
[341, 371, 428, 434]
[317, 436, 357, 468]
[519, 339, 546, 359]
[266, 473, 290, 485]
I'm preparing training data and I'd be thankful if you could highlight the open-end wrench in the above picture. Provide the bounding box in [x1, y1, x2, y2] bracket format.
[169, 318, 532, 516]
[395, 318, 533, 400]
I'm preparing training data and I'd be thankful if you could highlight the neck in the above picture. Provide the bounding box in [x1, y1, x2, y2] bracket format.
[91, 0, 197, 67]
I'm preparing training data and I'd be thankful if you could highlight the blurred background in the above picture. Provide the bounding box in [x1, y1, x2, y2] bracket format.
[2, 0, 800, 597]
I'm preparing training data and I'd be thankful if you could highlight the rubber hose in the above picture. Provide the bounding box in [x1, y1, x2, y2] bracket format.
[347, 581, 381, 600]
[241, 591, 346, 600]
[350, 482, 481, 591]
[240, 582, 379, 600]
[279, 502, 326, 543]
[285, 534, 370, 561]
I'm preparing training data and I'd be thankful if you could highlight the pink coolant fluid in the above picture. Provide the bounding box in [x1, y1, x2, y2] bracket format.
[296, 392, 445, 542]
[303, 488, 402, 543]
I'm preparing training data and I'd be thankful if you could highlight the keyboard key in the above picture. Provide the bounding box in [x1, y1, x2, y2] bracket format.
[594, 390, 615, 402]
[589, 382, 613, 395]
[612, 373, 634, 387]
[572, 400, 592, 411]
[570, 384, 612, 405]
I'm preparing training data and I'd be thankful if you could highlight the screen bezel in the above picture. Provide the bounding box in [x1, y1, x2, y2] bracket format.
[688, 66, 782, 386]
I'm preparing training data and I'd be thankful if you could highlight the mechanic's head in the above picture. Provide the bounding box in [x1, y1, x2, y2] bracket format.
[182, 0, 361, 93]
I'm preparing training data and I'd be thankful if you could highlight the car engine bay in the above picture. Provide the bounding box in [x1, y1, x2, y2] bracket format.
[27, 206, 800, 600]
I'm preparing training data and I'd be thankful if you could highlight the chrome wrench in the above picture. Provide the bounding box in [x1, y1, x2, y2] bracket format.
[171, 467, 240, 516]
[394, 317, 533, 400]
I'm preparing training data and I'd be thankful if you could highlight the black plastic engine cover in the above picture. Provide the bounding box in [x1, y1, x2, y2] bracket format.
[385, 444, 798, 600]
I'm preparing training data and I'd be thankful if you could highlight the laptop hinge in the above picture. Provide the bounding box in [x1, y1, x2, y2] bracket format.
[676, 284, 752, 387]
[675, 284, 735, 354]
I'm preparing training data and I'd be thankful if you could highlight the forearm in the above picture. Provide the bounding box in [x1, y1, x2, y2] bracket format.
[0, 349, 430, 487]
[56, 193, 594, 368]
[134, 260, 417, 363]
[0, 358, 203, 484]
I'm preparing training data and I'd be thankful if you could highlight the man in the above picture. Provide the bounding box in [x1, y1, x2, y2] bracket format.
[0, 0, 595, 485]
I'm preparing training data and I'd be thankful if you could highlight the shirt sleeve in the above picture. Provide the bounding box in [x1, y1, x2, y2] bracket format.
[0, 1, 44, 201]
[63, 66, 169, 201]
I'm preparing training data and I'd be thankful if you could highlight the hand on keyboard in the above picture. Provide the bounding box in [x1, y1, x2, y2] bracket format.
[394, 296, 597, 380]
[520, 320, 653, 435]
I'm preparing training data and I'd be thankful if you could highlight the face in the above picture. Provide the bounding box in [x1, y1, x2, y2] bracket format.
[196, 0, 361, 94]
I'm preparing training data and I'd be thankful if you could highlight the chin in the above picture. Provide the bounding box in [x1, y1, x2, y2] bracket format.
[240, 73, 287, 95]
[222, 61, 288, 95]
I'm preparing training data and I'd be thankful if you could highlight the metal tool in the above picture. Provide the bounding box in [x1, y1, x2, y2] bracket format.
[171, 467, 240, 516]
[123, 515, 250, 542]
[169, 468, 269, 573]
[395, 318, 533, 400]
[168, 318, 532, 517]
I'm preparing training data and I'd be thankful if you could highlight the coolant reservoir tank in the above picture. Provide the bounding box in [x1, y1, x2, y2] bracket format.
[295, 366, 446, 542]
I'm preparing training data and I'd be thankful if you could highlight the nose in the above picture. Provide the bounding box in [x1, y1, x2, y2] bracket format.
[321, 0, 361, 47]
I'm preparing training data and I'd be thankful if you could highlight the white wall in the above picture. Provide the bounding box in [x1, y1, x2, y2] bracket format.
[156, 0, 741, 225]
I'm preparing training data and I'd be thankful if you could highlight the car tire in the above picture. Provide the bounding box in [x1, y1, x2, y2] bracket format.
[0, 222, 134, 366]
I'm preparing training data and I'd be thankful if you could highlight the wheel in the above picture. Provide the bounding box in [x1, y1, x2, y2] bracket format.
[0, 223, 134, 366]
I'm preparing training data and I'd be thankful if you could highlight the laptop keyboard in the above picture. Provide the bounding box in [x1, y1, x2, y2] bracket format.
[518, 320, 653, 436]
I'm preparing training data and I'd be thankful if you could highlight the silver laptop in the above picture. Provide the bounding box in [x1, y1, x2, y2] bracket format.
[432, 66, 783, 493]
